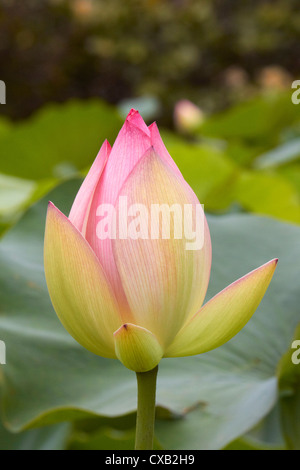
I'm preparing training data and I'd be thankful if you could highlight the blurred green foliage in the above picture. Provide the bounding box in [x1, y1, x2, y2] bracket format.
[1, 92, 299, 234]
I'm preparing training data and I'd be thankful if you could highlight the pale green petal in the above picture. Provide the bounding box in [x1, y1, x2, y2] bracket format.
[114, 323, 163, 372]
[112, 148, 211, 349]
[165, 259, 278, 357]
[44, 202, 122, 358]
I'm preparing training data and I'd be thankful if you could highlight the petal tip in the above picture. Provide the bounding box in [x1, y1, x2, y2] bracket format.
[113, 323, 163, 372]
[46, 201, 65, 220]
[264, 257, 278, 271]
[126, 108, 138, 120]
[125, 109, 150, 136]
[47, 201, 59, 215]
[102, 138, 111, 151]
[148, 121, 157, 130]
[113, 323, 128, 336]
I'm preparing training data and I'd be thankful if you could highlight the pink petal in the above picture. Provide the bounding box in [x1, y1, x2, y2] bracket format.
[84, 110, 151, 313]
[69, 139, 111, 235]
[127, 108, 150, 136]
[149, 121, 183, 177]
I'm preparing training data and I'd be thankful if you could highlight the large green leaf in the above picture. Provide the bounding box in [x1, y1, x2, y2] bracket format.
[254, 138, 300, 169]
[277, 323, 300, 450]
[280, 385, 300, 450]
[0, 100, 122, 180]
[0, 420, 70, 450]
[0, 116, 11, 140]
[0, 180, 299, 449]
[164, 140, 236, 207]
[200, 92, 300, 144]
[279, 163, 300, 196]
[0, 100, 123, 235]
[232, 170, 300, 224]
[161, 132, 300, 222]
[0, 174, 36, 219]
[225, 404, 286, 450]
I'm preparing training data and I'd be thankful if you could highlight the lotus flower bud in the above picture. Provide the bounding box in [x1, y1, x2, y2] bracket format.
[174, 99, 204, 133]
[44, 110, 277, 372]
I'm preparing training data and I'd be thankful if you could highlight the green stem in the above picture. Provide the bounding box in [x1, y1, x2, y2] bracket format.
[135, 366, 158, 450]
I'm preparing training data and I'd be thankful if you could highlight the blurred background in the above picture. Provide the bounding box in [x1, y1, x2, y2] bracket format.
[0, 0, 300, 451]
[0, 0, 299, 122]
[0, 0, 299, 233]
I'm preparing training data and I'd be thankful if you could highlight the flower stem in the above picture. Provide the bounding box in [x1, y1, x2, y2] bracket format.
[135, 366, 158, 450]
